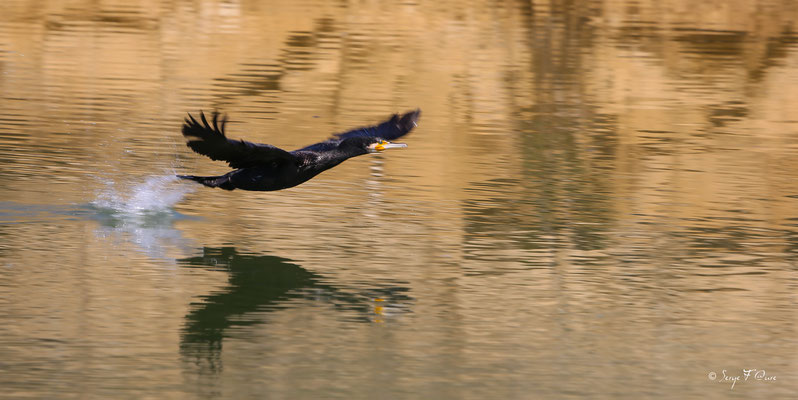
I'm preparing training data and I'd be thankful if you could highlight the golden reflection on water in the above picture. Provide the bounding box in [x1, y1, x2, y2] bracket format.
[1, 0, 798, 398]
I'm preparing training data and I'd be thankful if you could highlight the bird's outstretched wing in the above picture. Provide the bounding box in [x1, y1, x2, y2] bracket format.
[335, 109, 421, 141]
[295, 109, 421, 152]
[182, 111, 297, 169]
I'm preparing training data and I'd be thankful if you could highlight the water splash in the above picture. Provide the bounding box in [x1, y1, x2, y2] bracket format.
[91, 174, 194, 221]
[88, 173, 196, 261]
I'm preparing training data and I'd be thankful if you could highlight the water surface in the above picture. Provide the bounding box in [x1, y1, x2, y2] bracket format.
[1, 0, 798, 398]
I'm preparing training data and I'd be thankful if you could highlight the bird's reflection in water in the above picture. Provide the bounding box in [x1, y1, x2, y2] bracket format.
[178, 247, 411, 377]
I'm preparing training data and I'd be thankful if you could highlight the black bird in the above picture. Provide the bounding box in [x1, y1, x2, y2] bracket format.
[177, 109, 420, 191]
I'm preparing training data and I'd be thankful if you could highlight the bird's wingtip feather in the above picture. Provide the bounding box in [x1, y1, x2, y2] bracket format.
[398, 108, 421, 131]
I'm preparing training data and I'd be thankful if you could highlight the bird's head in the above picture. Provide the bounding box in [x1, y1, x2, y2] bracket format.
[340, 137, 407, 154]
[367, 139, 408, 153]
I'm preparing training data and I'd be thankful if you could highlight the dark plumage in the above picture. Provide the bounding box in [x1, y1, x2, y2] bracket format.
[177, 109, 421, 191]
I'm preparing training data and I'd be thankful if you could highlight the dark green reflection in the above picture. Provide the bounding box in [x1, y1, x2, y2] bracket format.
[179, 247, 410, 374]
[179, 248, 317, 351]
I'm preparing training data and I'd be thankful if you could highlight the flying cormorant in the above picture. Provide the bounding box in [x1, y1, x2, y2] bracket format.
[177, 109, 420, 191]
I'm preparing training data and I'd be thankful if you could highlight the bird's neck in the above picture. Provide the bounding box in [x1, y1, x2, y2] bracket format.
[307, 147, 366, 172]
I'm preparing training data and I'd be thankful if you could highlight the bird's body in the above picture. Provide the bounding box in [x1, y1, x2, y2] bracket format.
[178, 110, 420, 191]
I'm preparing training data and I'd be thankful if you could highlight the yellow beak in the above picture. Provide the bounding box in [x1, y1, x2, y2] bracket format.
[373, 140, 408, 152]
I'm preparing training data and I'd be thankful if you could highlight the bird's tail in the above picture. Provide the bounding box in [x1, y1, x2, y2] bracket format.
[176, 174, 235, 190]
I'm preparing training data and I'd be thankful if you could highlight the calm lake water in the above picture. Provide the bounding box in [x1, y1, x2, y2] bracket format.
[2, 0, 798, 398]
